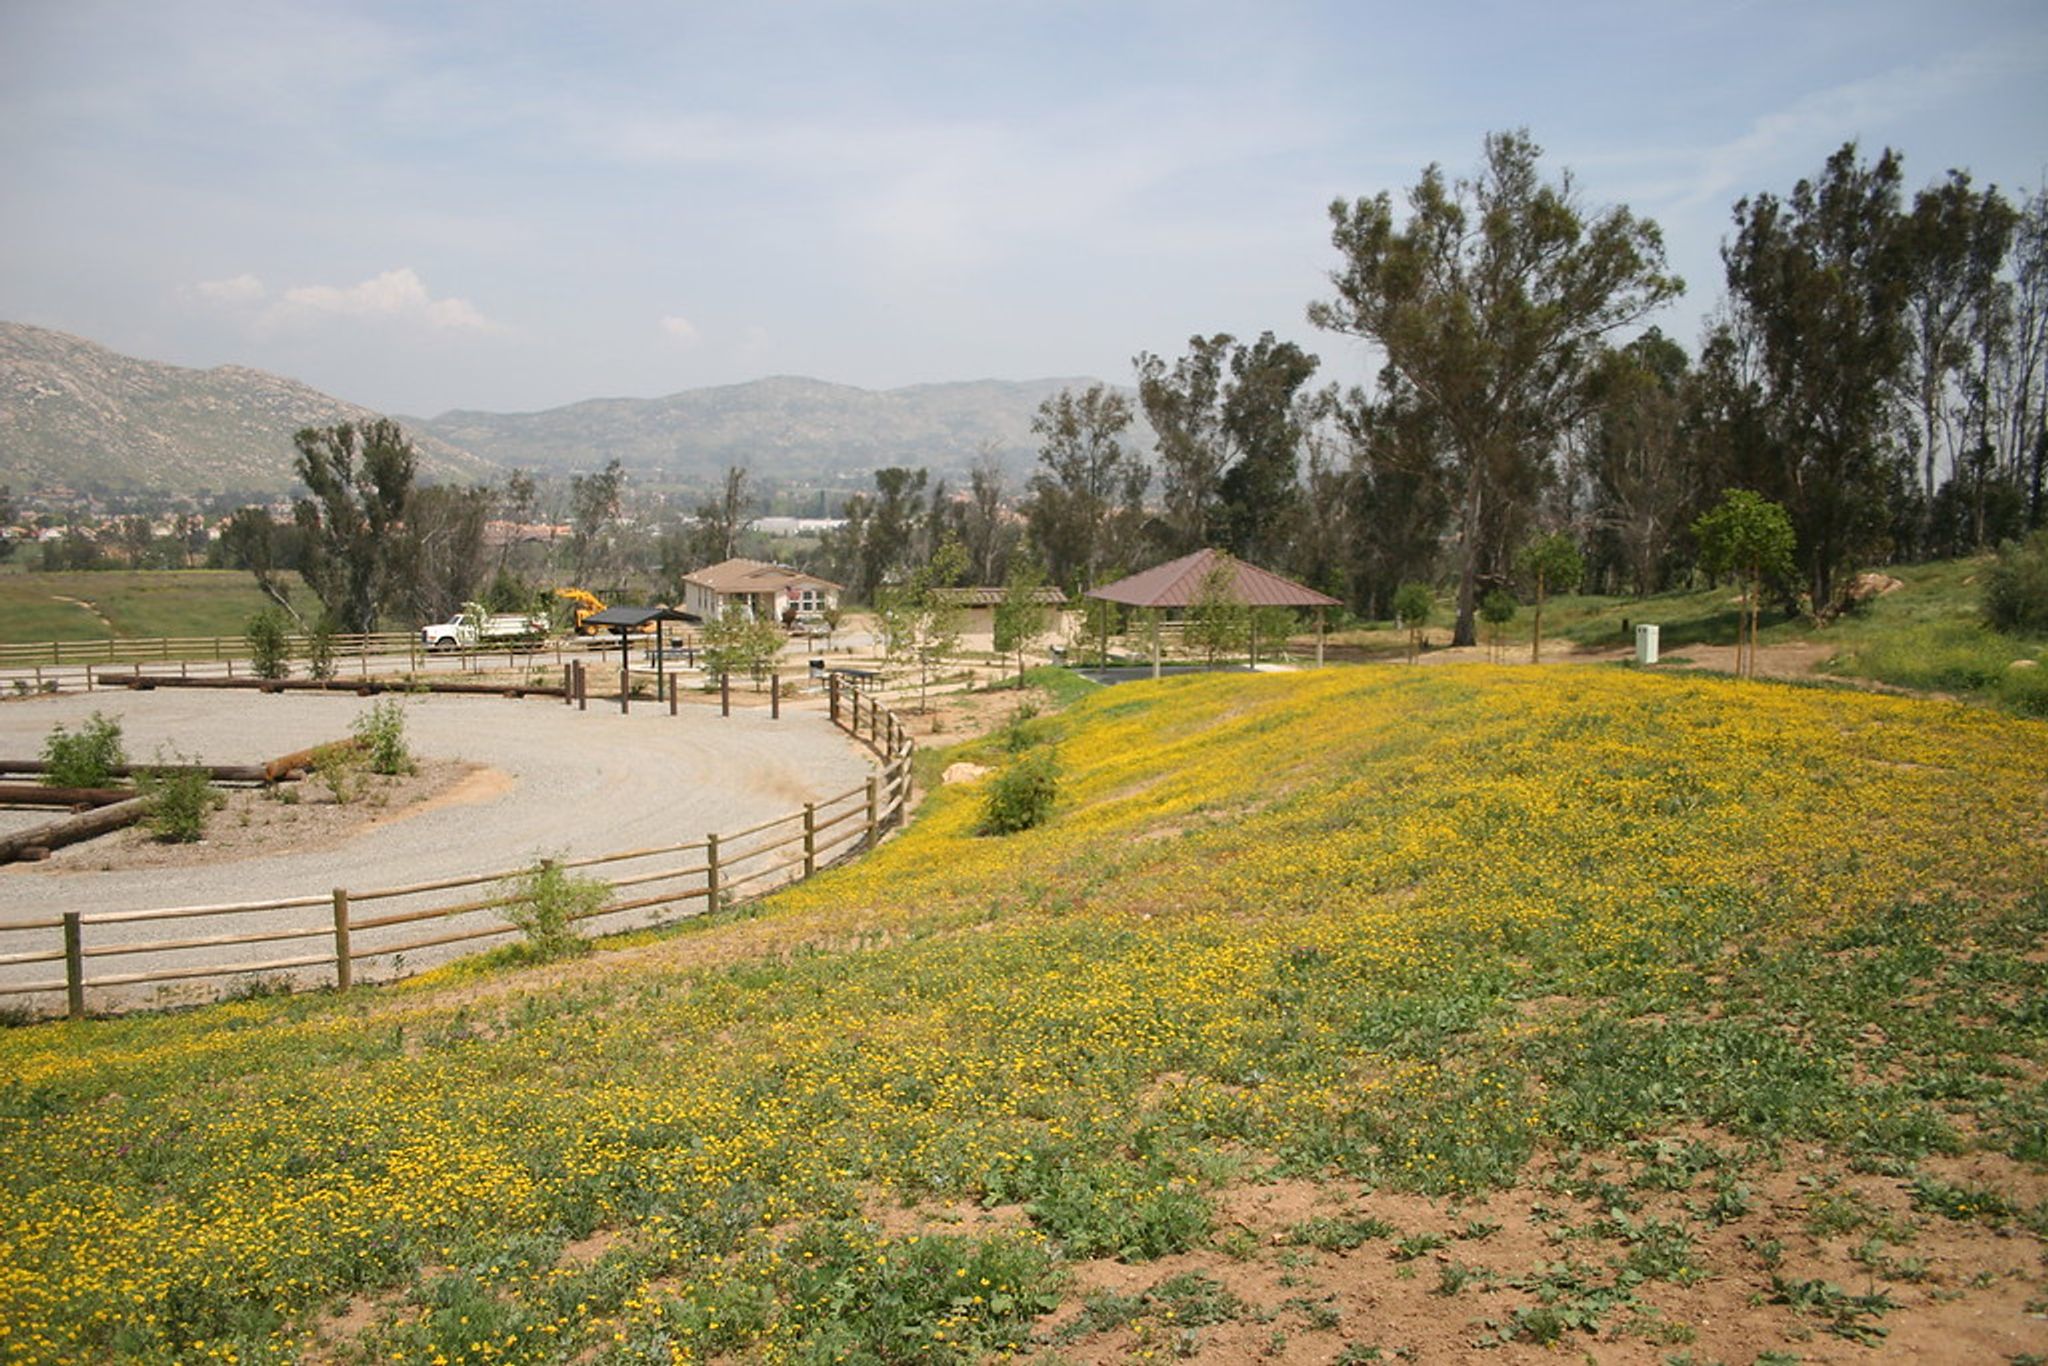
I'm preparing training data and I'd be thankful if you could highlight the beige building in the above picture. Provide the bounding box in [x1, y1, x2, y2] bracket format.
[680, 558, 842, 623]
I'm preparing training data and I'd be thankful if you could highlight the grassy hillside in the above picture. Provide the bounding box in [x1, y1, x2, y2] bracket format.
[0, 570, 303, 642]
[3, 669, 2046, 1362]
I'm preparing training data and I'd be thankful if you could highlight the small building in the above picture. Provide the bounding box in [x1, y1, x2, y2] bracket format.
[929, 585, 1069, 635]
[681, 558, 842, 624]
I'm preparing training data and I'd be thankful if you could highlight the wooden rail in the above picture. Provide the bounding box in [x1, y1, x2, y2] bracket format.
[0, 684, 915, 1018]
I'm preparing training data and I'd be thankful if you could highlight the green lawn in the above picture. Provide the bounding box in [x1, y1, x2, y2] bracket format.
[0, 570, 303, 643]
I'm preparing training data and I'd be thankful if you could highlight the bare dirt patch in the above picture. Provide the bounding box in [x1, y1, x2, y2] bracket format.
[26, 759, 496, 872]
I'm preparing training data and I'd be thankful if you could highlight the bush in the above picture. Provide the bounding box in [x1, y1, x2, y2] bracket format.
[978, 748, 1059, 835]
[1983, 529, 2048, 636]
[305, 615, 338, 682]
[41, 711, 125, 788]
[1998, 660, 2048, 717]
[503, 859, 607, 960]
[311, 741, 364, 805]
[137, 754, 221, 843]
[352, 698, 414, 776]
[245, 608, 292, 680]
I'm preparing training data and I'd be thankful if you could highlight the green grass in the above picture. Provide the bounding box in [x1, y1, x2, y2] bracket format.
[0, 570, 306, 642]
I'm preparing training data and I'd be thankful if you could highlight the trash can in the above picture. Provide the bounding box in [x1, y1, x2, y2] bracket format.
[1635, 623, 1660, 666]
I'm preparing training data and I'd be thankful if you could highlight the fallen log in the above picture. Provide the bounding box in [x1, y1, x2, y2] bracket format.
[0, 797, 148, 864]
[0, 783, 134, 808]
[0, 759, 273, 784]
[117, 672, 564, 698]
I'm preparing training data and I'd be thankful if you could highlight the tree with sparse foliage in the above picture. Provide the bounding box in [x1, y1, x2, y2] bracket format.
[993, 559, 1053, 685]
[291, 419, 417, 633]
[1183, 553, 1251, 666]
[1693, 489, 1797, 679]
[878, 540, 969, 713]
[1480, 588, 1518, 663]
[1514, 533, 1584, 664]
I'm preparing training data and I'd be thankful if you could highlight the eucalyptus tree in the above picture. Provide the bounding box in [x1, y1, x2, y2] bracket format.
[1720, 143, 1912, 612]
[1311, 129, 1680, 645]
[1023, 385, 1148, 592]
[291, 419, 416, 633]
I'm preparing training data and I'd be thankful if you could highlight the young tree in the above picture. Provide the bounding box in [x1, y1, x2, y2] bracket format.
[993, 559, 1053, 685]
[1392, 582, 1434, 664]
[292, 419, 416, 633]
[1024, 385, 1148, 592]
[877, 540, 968, 713]
[1312, 130, 1680, 645]
[1183, 553, 1251, 667]
[1514, 532, 1584, 664]
[1480, 588, 1518, 663]
[1693, 489, 1796, 679]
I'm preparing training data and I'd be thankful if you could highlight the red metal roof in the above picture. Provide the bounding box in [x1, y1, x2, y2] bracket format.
[1085, 549, 1341, 609]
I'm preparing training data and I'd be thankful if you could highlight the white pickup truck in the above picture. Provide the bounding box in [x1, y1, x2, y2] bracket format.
[419, 612, 549, 651]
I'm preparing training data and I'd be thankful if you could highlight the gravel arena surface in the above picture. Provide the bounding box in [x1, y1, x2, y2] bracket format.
[0, 688, 878, 1011]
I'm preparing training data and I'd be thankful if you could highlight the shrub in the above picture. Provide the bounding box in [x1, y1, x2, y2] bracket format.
[41, 711, 125, 788]
[352, 698, 414, 775]
[137, 754, 222, 843]
[311, 742, 363, 804]
[978, 748, 1059, 835]
[305, 614, 338, 681]
[1983, 529, 2048, 636]
[502, 859, 607, 960]
[245, 608, 292, 680]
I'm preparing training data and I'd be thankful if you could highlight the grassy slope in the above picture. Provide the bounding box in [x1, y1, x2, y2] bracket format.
[3, 668, 2047, 1362]
[0, 570, 305, 642]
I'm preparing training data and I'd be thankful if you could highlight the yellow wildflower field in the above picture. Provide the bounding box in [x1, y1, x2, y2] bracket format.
[2, 666, 2045, 1362]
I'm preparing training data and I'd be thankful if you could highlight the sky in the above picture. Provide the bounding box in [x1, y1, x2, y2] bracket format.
[2, 0, 2045, 418]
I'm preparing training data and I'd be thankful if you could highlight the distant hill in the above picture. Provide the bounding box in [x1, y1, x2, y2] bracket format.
[0, 321, 493, 496]
[404, 374, 1108, 485]
[0, 319, 1126, 498]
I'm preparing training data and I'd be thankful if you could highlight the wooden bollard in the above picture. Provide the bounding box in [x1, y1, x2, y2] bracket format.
[63, 912, 84, 1020]
[619, 664, 630, 715]
[332, 889, 352, 990]
[829, 671, 840, 723]
[564, 664, 573, 705]
[771, 672, 780, 720]
[720, 673, 730, 718]
[576, 661, 587, 711]
[669, 675, 678, 716]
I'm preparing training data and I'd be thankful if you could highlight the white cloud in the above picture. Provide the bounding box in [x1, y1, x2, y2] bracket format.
[272, 267, 494, 332]
[658, 314, 700, 343]
[192, 273, 266, 304]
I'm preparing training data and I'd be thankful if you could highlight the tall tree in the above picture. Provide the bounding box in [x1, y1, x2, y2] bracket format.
[1721, 143, 1912, 612]
[1311, 130, 1680, 644]
[689, 466, 755, 568]
[1995, 188, 2048, 528]
[1217, 334, 1321, 564]
[959, 446, 1018, 586]
[1023, 385, 1148, 592]
[1135, 334, 1233, 555]
[396, 484, 492, 622]
[1584, 332, 1696, 596]
[567, 458, 625, 585]
[1896, 170, 2018, 547]
[291, 419, 417, 633]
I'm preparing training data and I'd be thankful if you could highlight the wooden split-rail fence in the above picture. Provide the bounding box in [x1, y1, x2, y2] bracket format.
[0, 680, 913, 1019]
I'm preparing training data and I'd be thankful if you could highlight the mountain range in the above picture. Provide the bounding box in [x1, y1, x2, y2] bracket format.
[0, 320, 1105, 498]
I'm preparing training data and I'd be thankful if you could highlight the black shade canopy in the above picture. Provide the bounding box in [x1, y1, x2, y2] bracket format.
[581, 606, 690, 628]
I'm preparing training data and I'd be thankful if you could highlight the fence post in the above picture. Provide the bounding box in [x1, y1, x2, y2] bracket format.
[85, 664, 94, 692]
[829, 670, 841, 724]
[866, 776, 879, 848]
[705, 832, 721, 912]
[63, 912, 84, 1020]
[771, 672, 780, 720]
[332, 889, 352, 990]
[803, 802, 817, 877]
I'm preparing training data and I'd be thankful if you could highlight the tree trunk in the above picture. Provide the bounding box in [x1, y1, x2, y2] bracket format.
[1452, 477, 1482, 647]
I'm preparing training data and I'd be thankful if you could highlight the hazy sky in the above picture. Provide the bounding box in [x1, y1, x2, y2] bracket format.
[3, 1, 2044, 417]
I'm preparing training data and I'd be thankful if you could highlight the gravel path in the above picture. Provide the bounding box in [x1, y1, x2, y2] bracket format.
[0, 687, 877, 1011]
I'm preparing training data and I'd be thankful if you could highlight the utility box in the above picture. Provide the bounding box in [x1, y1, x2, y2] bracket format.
[1635, 623, 1661, 665]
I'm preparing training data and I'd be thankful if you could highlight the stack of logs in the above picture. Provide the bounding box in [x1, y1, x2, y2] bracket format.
[0, 741, 348, 863]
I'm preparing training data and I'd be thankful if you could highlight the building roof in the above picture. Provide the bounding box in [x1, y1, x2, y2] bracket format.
[929, 586, 1069, 608]
[682, 557, 842, 594]
[1086, 549, 1341, 609]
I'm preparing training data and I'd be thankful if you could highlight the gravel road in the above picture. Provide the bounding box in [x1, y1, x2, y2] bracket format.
[0, 687, 877, 1011]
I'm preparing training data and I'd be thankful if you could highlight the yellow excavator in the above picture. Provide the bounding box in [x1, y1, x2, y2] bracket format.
[554, 587, 609, 634]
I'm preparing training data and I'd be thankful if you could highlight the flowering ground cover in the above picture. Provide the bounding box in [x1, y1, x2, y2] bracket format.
[3, 666, 2046, 1362]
